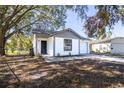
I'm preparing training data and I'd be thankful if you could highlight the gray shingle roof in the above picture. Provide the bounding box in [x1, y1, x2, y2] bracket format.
[32, 28, 90, 40]
[91, 37, 124, 44]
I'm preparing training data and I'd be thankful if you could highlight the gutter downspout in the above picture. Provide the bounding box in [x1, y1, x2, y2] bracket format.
[79, 39, 80, 55]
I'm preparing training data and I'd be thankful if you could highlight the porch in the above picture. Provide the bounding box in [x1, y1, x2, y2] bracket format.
[33, 34, 54, 56]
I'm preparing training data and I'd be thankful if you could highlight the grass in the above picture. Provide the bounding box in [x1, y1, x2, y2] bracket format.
[0, 56, 124, 88]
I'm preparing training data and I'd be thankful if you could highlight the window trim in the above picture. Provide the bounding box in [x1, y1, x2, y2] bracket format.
[64, 39, 72, 51]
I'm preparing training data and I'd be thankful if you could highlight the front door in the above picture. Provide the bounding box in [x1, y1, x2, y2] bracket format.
[41, 41, 47, 54]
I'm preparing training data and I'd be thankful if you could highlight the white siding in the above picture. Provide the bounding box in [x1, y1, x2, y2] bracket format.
[111, 38, 124, 54]
[37, 40, 41, 55]
[33, 35, 90, 56]
[33, 36, 54, 56]
[91, 43, 111, 53]
[111, 43, 124, 54]
[80, 40, 89, 54]
[87, 42, 90, 54]
[47, 37, 54, 56]
[37, 38, 48, 55]
[33, 34, 37, 55]
[55, 37, 79, 56]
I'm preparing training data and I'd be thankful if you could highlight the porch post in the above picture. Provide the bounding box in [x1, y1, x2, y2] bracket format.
[35, 34, 38, 56]
[53, 36, 55, 56]
[33, 34, 37, 56]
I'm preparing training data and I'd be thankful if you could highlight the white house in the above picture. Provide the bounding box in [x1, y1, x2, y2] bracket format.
[111, 37, 124, 54]
[91, 37, 124, 54]
[33, 28, 90, 56]
[90, 39, 111, 53]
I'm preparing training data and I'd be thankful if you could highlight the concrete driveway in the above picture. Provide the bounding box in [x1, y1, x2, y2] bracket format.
[83, 55, 124, 64]
[43, 54, 124, 65]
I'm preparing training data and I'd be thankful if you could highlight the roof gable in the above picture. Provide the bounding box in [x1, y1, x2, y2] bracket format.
[32, 28, 89, 40]
[91, 37, 124, 44]
[54, 28, 81, 39]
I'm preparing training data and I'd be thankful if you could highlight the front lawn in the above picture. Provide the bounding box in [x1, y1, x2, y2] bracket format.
[0, 56, 124, 88]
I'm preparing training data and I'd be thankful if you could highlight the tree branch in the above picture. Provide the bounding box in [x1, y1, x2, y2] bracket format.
[5, 31, 17, 41]
[5, 17, 40, 40]
[0, 6, 9, 29]
[1, 6, 26, 32]
[8, 6, 35, 30]
[4, 6, 25, 24]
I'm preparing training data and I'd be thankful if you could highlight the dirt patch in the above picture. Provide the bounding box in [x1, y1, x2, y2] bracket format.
[0, 56, 124, 88]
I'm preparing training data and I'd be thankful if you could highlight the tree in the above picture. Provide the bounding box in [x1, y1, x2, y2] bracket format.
[0, 5, 88, 55]
[6, 34, 17, 53]
[3, 5, 123, 55]
[6, 33, 33, 55]
[84, 5, 122, 39]
[0, 5, 67, 55]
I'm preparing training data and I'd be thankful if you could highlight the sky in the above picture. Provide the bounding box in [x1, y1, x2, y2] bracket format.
[65, 5, 124, 38]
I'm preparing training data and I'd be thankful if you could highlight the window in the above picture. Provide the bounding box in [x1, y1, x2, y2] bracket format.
[64, 39, 72, 51]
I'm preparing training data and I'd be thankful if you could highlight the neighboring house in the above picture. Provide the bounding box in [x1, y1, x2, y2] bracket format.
[91, 37, 124, 54]
[90, 39, 111, 53]
[32, 28, 90, 56]
[110, 37, 124, 54]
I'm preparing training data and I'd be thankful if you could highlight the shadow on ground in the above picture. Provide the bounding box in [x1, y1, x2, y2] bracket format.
[0, 56, 124, 88]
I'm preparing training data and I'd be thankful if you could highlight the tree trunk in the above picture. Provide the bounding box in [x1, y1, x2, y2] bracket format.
[0, 31, 5, 56]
